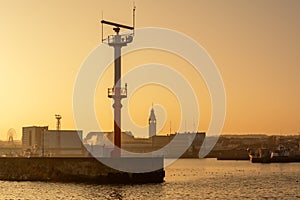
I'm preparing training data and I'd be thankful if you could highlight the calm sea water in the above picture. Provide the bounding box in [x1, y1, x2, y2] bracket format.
[0, 159, 299, 199]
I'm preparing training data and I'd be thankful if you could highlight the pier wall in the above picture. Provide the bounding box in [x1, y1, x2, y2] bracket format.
[0, 157, 164, 183]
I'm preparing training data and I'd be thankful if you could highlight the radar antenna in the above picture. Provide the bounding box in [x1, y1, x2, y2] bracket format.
[101, 6, 135, 44]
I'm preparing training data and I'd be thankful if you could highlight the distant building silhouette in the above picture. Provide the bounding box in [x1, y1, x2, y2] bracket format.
[22, 126, 85, 157]
[148, 107, 157, 137]
[83, 131, 205, 157]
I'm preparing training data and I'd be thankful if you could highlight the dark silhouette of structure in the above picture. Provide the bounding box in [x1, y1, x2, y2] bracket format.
[7, 128, 16, 143]
[55, 114, 62, 131]
[22, 126, 84, 157]
[148, 106, 157, 137]
[101, 7, 135, 157]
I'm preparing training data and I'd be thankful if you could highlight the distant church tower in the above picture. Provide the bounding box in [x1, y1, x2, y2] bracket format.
[148, 107, 157, 137]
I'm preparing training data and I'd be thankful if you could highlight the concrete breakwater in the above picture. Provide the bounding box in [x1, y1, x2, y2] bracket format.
[0, 157, 165, 184]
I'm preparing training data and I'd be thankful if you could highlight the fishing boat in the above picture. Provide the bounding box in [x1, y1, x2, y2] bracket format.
[249, 145, 300, 163]
[270, 145, 290, 162]
[248, 148, 271, 163]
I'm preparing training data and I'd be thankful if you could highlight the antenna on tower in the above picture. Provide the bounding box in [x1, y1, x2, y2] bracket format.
[133, 3, 136, 35]
[101, 10, 104, 42]
[55, 114, 62, 131]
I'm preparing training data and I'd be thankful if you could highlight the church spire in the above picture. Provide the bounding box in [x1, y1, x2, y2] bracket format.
[149, 107, 156, 121]
[148, 105, 156, 137]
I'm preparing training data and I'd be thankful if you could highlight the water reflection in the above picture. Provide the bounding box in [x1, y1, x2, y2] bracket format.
[0, 159, 299, 199]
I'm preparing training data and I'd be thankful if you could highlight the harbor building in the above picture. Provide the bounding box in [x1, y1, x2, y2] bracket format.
[22, 126, 85, 157]
[22, 126, 48, 149]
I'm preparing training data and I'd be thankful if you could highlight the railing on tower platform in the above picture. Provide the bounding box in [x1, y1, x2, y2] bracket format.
[107, 34, 133, 45]
[108, 84, 127, 98]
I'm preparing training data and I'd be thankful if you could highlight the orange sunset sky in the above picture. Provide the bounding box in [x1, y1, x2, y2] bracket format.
[0, 0, 300, 140]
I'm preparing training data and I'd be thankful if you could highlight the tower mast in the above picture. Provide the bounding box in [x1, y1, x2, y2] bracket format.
[55, 114, 62, 131]
[101, 7, 135, 157]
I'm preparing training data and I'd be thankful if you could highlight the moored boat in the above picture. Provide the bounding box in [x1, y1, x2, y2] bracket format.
[249, 145, 300, 163]
[248, 148, 271, 163]
[270, 145, 290, 162]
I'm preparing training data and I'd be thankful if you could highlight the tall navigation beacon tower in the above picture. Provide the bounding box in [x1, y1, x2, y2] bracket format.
[101, 7, 135, 157]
